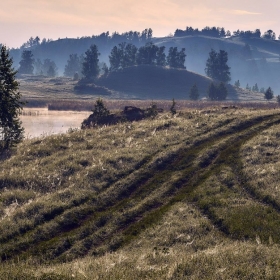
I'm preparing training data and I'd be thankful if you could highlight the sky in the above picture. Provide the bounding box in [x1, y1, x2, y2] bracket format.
[1, 0, 280, 48]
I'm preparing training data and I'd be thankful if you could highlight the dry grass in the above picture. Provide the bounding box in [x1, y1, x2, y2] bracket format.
[1, 107, 280, 279]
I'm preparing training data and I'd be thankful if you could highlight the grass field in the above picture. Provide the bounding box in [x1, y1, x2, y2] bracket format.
[1, 106, 280, 279]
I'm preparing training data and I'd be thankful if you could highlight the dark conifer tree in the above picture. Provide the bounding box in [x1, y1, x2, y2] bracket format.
[205, 49, 230, 83]
[0, 46, 24, 150]
[64, 54, 82, 77]
[264, 87, 274, 100]
[82, 45, 100, 80]
[18, 50, 34, 74]
[167, 47, 186, 69]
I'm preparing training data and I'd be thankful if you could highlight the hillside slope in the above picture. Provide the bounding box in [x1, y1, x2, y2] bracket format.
[96, 65, 238, 100]
[10, 32, 280, 92]
[1, 108, 280, 278]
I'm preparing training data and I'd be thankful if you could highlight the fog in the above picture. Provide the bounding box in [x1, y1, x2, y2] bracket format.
[10, 33, 280, 93]
[20, 108, 89, 138]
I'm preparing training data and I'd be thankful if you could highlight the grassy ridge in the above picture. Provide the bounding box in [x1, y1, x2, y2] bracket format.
[1, 108, 280, 278]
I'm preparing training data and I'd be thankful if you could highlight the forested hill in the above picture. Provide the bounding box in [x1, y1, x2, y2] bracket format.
[8, 27, 280, 92]
[95, 65, 238, 100]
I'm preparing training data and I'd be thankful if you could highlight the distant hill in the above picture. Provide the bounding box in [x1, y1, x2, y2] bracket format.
[9, 29, 280, 93]
[96, 65, 238, 100]
[153, 35, 280, 91]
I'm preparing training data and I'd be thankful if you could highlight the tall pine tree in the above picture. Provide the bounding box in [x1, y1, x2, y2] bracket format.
[82, 45, 100, 80]
[0, 46, 24, 150]
[18, 50, 34, 75]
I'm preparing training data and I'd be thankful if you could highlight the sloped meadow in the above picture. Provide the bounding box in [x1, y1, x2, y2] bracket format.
[1, 108, 280, 279]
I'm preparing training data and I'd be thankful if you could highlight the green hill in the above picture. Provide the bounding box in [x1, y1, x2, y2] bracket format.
[1, 108, 280, 278]
[96, 65, 238, 100]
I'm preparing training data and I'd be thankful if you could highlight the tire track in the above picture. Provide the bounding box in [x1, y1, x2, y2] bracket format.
[2, 113, 280, 261]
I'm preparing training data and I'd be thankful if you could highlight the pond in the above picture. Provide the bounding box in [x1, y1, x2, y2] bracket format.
[20, 108, 90, 138]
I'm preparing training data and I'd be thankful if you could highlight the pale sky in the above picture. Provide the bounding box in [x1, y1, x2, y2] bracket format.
[1, 0, 280, 48]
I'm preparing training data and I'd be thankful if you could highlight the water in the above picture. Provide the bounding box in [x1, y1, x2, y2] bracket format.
[20, 108, 90, 138]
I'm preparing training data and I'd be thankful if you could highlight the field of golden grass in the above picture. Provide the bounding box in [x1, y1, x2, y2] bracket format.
[1, 107, 280, 279]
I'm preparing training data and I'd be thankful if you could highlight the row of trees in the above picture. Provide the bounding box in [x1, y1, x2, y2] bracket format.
[20, 28, 154, 50]
[64, 43, 186, 81]
[109, 42, 186, 71]
[174, 26, 277, 40]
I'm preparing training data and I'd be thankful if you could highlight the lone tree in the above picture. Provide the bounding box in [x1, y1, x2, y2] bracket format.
[0, 46, 24, 151]
[189, 84, 199, 100]
[264, 87, 274, 100]
[92, 98, 110, 119]
[64, 53, 83, 77]
[82, 45, 100, 81]
[205, 49, 230, 83]
[18, 50, 34, 75]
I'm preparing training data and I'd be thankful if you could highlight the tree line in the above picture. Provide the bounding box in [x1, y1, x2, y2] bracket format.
[17, 42, 186, 79]
[18, 50, 58, 77]
[19, 28, 154, 50]
[109, 42, 186, 71]
[174, 26, 278, 40]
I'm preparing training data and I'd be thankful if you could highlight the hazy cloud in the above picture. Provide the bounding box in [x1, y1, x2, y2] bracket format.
[231, 10, 262, 15]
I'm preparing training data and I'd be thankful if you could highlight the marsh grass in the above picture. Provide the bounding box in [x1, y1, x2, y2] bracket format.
[1, 108, 280, 278]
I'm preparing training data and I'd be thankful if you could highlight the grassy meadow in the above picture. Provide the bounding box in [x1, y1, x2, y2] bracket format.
[1, 106, 280, 279]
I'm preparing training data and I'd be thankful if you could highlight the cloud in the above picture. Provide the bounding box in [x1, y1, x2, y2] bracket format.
[231, 10, 262, 16]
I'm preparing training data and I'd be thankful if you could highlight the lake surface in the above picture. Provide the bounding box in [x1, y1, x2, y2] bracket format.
[20, 108, 90, 138]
